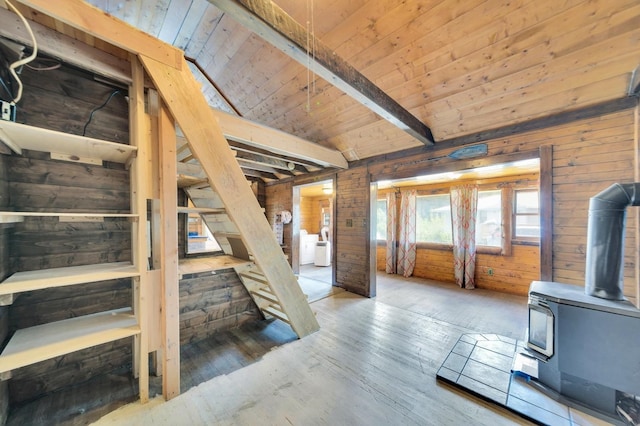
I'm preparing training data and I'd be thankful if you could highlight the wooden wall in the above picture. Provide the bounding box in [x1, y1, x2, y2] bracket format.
[299, 196, 317, 235]
[335, 167, 371, 296]
[0, 154, 9, 424]
[265, 181, 293, 260]
[377, 244, 539, 296]
[268, 105, 639, 303]
[300, 195, 329, 236]
[179, 270, 261, 345]
[0, 62, 263, 407]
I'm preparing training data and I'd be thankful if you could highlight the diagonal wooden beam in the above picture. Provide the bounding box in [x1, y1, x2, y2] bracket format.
[207, 0, 434, 145]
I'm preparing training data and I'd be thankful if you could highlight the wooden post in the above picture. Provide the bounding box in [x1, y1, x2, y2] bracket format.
[158, 99, 180, 399]
[634, 101, 640, 307]
[539, 145, 553, 282]
[129, 54, 149, 402]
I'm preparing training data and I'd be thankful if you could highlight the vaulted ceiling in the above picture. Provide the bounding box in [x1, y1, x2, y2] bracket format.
[6, 0, 640, 181]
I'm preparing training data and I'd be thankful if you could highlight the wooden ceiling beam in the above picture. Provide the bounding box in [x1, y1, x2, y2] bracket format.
[212, 109, 348, 169]
[227, 140, 323, 172]
[207, 0, 434, 146]
[0, 7, 130, 83]
[234, 150, 296, 173]
[17, 0, 183, 70]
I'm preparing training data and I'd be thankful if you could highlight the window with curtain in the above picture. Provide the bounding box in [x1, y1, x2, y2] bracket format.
[416, 194, 452, 244]
[475, 190, 502, 247]
[514, 189, 540, 240]
[376, 199, 387, 240]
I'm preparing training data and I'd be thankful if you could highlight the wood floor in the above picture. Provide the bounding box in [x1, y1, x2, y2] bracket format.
[8, 274, 533, 425]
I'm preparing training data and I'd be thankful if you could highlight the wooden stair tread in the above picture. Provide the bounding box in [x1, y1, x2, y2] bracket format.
[0, 262, 139, 297]
[262, 305, 290, 324]
[178, 255, 252, 278]
[239, 271, 268, 285]
[250, 289, 279, 304]
[0, 120, 137, 164]
[0, 308, 139, 374]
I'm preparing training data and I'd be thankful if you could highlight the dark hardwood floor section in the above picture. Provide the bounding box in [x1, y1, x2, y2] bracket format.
[7, 274, 531, 425]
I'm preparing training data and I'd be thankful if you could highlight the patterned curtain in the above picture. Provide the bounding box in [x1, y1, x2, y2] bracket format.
[451, 185, 478, 289]
[385, 192, 397, 274]
[397, 189, 417, 277]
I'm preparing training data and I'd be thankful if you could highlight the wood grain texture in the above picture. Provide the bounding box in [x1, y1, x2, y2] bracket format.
[90, 282, 530, 426]
[335, 167, 370, 296]
[20, 0, 183, 70]
[141, 54, 318, 337]
[178, 270, 261, 346]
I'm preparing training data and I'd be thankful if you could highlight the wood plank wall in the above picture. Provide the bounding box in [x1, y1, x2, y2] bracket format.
[335, 167, 371, 296]
[0, 154, 9, 424]
[179, 270, 260, 345]
[300, 195, 328, 235]
[265, 181, 293, 260]
[378, 244, 539, 296]
[268, 106, 638, 302]
[2, 62, 263, 405]
[299, 196, 316, 235]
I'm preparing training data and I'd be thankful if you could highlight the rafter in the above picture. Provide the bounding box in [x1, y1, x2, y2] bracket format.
[207, 0, 434, 145]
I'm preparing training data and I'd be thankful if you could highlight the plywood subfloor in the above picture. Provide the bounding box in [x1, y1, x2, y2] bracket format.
[9, 275, 531, 425]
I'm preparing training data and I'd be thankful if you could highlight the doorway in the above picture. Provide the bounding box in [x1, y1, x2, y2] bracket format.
[293, 179, 337, 301]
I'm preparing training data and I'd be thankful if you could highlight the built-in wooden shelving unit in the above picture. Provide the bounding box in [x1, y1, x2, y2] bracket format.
[0, 262, 139, 297]
[0, 120, 137, 164]
[0, 113, 149, 402]
[0, 308, 138, 375]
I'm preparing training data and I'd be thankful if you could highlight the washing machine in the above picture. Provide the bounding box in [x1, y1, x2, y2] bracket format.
[314, 226, 331, 266]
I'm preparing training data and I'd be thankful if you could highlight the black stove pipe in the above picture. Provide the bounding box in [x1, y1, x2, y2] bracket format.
[585, 182, 640, 300]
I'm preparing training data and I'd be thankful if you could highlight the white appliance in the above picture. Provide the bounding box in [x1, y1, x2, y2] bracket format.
[299, 230, 318, 265]
[314, 226, 331, 266]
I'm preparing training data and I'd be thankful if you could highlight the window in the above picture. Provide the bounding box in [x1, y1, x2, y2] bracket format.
[416, 194, 452, 244]
[476, 190, 502, 247]
[376, 199, 387, 240]
[186, 200, 222, 254]
[514, 189, 540, 239]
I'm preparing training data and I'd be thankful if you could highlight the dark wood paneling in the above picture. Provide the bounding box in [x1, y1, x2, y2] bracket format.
[0, 153, 8, 423]
[335, 167, 370, 296]
[9, 339, 132, 405]
[265, 181, 293, 261]
[3, 63, 135, 406]
[17, 64, 129, 144]
[178, 269, 260, 345]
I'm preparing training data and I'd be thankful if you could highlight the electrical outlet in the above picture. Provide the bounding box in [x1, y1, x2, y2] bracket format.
[0, 100, 16, 122]
[487, 268, 494, 276]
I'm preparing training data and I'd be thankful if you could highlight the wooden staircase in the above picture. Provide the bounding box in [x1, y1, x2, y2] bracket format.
[181, 179, 304, 331]
[140, 54, 319, 338]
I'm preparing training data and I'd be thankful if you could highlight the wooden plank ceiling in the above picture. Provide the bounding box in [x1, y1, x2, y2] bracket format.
[8, 0, 640, 180]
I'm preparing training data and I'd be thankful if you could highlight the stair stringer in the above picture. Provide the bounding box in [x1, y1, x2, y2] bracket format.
[141, 54, 319, 338]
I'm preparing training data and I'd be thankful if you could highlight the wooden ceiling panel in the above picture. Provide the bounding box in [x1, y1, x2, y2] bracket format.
[18, 0, 639, 166]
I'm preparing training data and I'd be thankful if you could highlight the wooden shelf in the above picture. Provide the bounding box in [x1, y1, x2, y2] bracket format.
[177, 207, 225, 215]
[0, 308, 139, 375]
[0, 211, 137, 223]
[178, 255, 252, 279]
[0, 120, 137, 164]
[0, 262, 139, 297]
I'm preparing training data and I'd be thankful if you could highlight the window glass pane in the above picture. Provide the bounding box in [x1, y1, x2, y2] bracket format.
[515, 190, 540, 238]
[416, 195, 452, 244]
[476, 190, 502, 247]
[516, 190, 539, 214]
[376, 199, 387, 240]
